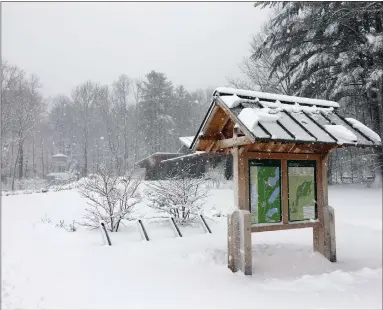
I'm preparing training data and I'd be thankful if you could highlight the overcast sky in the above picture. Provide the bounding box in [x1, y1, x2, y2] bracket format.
[2, 2, 270, 97]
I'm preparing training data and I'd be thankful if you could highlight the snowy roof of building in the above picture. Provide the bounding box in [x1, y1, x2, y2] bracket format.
[161, 151, 206, 163]
[178, 136, 195, 148]
[52, 153, 68, 158]
[135, 152, 181, 166]
[190, 89, 381, 151]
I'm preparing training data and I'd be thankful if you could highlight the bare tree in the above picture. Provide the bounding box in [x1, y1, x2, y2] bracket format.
[4, 72, 46, 190]
[1, 62, 24, 138]
[1, 62, 23, 184]
[111, 75, 132, 173]
[145, 164, 210, 225]
[228, 24, 292, 95]
[130, 78, 143, 168]
[96, 85, 123, 175]
[72, 81, 98, 177]
[78, 164, 142, 232]
[49, 95, 74, 153]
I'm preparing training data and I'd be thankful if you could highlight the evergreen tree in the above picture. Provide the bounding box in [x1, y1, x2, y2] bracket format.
[139, 71, 174, 154]
[253, 1, 383, 180]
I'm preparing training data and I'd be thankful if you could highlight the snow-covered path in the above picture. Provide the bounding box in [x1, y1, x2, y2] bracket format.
[2, 184, 382, 309]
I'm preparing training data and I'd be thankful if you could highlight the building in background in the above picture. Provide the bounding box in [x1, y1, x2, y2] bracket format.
[46, 153, 75, 183]
[136, 136, 232, 180]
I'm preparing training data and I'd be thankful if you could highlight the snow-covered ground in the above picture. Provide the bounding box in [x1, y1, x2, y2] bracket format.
[1, 182, 382, 309]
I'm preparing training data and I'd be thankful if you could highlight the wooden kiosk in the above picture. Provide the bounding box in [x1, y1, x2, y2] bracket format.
[190, 87, 382, 275]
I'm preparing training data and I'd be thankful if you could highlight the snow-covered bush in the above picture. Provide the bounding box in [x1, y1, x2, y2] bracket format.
[40, 214, 52, 224]
[78, 165, 142, 232]
[40, 215, 77, 232]
[145, 164, 210, 225]
[55, 220, 77, 232]
[204, 163, 225, 188]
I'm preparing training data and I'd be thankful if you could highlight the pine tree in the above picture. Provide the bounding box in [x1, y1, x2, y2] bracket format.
[253, 1, 383, 180]
[139, 71, 174, 154]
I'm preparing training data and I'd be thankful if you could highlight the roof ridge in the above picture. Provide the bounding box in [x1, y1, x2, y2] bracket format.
[214, 87, 339, 108]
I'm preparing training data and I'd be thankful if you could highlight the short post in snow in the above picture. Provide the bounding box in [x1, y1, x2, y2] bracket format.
[100, 221, 112, 246]
[169, 217, 183, 237]
[200, 214, 212, 234]
[137, 219, 150, 241]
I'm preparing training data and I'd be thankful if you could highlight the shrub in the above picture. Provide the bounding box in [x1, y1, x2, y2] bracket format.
[55, 220, 77, 232]
[145, 164, 210, 225]
[78, 165, 141, 232]
[204, 163, 225, 188]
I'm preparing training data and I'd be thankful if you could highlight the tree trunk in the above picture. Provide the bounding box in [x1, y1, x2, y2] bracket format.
[9, 141, 14, 178]
[115, 218, 121, 232]
[123, 113, 128, 174]
[83, 141, 88, 177]
[41, 139, 45, 178]
[24, 153, 29, 178]
[18, 144, 23, 180]
[327, 153, 334, 185]
[32, 135, 35, 177]
[132, 105, 139, 169]
[377, 79, 383, 184]
[11, 149, 20, 191]
[32, 135, 36, 190]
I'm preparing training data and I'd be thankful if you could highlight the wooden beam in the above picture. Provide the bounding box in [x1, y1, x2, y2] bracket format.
[232, 146, 248, 210]
[199, 134, 222, 141]
[281, 159, 289, 224]
[233, 124, 245, 138]
[224, 122, 235, 139]
[313, 154, 325, 253]
[319, 153, 329, 220]
[206, 140, 215, 152]
[252, 221, 321, 233]
[218, 114, 230, 133]
[243, 150, 250, 212]
[287, 143, 297, 153]
[313, 151, 337, 262]
[275, 143, 286, 153]
[245, 142, 339, 154]
[246, 152, 321, 161]
[215, 136, 252, 150]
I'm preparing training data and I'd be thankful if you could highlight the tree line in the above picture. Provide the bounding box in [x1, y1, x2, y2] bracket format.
[1, 62, 213, 189]
[231, 1, 383, 183]
[2, 2, 382, 189]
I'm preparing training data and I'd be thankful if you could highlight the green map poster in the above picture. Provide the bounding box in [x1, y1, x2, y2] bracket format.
[288, 166, 316, 221]
[249, 163, 281, 225]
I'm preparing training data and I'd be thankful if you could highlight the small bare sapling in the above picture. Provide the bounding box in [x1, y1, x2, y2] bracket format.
[78, 165, 142, 232]
[145, 164, 210, 225]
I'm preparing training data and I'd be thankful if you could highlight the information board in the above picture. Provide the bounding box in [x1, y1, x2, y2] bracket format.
[288, 161, 317, 221]
[249, 160, 281, 225]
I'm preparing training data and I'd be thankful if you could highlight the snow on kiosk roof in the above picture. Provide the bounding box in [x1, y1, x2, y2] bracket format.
[214, 87, 340, 108]
[190, 87, 380, 152]
[189, 87, 381, 277]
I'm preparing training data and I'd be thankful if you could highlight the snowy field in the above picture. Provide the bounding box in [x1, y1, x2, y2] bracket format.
[1, 182, 382, 309]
